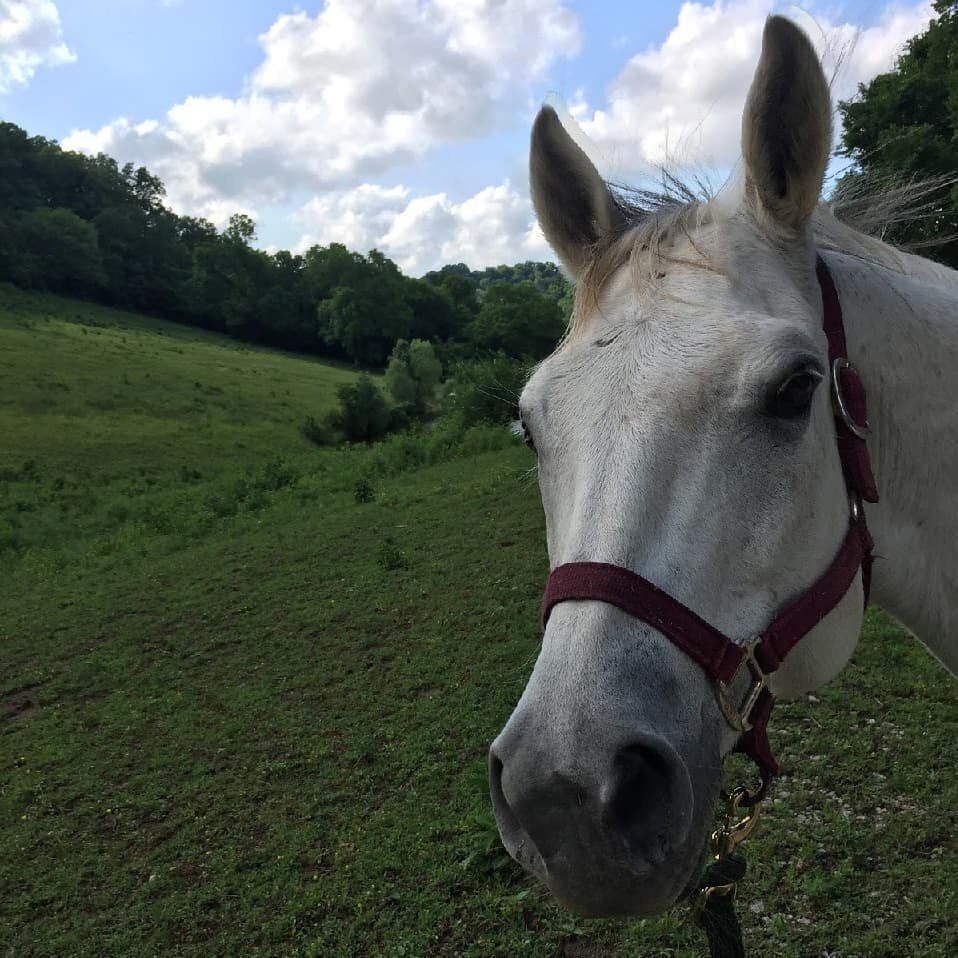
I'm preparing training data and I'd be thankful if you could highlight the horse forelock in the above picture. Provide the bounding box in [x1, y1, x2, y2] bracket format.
[565, 171, 957, 340]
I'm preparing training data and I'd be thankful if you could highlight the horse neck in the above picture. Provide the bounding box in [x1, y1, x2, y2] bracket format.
[833, 247, 958, 675]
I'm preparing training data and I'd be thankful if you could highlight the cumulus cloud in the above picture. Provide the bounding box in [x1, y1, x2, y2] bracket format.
[293, 180, 550, 275]
[62, 0, 938, 271]
[578, 0, 935, 175]
[0, 0, 75, 92]
[65, 0, 580, 222]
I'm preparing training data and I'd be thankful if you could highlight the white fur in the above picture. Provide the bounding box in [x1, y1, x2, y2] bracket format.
[522, 210, 958, 740]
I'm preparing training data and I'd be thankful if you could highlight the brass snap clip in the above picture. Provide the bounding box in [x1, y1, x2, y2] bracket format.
[691, 784, 765, 920]
[710, 785, 763, 860]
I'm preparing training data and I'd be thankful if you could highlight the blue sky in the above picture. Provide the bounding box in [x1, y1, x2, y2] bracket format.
[0, 0, 937, 273]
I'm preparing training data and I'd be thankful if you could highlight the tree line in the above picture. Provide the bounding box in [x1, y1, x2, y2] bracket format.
[1, 1, 955, 370]
[0, 121, 571, 367]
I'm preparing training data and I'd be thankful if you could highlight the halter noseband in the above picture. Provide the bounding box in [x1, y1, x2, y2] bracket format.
[540, 254, 879, 794]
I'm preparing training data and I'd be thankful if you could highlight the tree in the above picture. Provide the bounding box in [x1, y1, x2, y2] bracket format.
[187, 220, 273, 336]
[385, 341, 418, 408]
[17, 208, 106, 294]
[385, 339, 442, 417]
[838, 0, 958, 266]
[94, 204, 186, 314]
[0, 115, 583, 364]
[469, 282, 565, 359]
[225, 213, 256, 245]
[316, 249, 413, 365]
[475, 261, 572, 303]
[0, 122, 43, 211]
[403, 277, 460, 342]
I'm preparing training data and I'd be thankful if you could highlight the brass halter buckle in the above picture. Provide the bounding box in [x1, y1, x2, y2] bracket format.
[715, 639, 767, 733]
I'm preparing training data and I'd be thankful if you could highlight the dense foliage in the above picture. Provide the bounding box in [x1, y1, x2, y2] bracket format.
[0, 121, 571, 367]
[328, 374, 394, 443]
[385, 339, 443, 418]
[444, 354, 529, 426]
[838, 0, 958, 267]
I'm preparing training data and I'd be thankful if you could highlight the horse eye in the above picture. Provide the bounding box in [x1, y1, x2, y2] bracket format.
[521, 420, 536, 452]
[768, 367, 823, 419]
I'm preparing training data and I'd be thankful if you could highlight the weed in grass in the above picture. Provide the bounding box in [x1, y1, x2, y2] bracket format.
[354, 476, 376, 503]
[378, 535, 409, 570]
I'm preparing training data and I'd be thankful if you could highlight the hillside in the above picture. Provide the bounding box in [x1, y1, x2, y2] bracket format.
[0, 284, 362, 480]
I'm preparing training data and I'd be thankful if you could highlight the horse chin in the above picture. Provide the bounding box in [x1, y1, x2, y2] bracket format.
[502, 797, 716, 919]
[546, 835, 710, 918]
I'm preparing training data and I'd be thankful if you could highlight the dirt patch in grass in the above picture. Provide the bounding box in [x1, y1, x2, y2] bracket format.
[0, 684, 40, 725]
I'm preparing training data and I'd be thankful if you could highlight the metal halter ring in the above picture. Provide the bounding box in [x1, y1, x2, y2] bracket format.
[715, 640, 767, 733]
[831, 358, 871, 440]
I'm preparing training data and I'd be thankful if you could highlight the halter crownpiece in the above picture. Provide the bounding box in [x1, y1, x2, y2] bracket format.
[540, 254, 879, 792]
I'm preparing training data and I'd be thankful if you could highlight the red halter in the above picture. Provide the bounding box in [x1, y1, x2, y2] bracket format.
[540, 255, 879, 793]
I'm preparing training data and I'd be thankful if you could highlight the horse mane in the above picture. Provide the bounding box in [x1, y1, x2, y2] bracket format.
[569, 171, 956, 337]
[816, 174, 957, 282]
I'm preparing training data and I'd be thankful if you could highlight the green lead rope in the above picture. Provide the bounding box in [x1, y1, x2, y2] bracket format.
[694, 851, 748, 958]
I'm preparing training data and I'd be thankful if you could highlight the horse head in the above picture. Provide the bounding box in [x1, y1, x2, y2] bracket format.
[489, 16, 871, 917]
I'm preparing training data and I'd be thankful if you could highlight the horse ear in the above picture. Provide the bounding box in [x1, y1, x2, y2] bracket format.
[530, 106, 622, 277]
[741, 16, 831, 231]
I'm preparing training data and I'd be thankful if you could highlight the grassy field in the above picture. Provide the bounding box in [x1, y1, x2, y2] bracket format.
[2, 291, 956, 957]
[0, 284, 369, 559]
[0, 284, 362, 479]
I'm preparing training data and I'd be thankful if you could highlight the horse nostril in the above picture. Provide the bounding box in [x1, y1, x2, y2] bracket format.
[488, 751, 524, 848]
[488, 751, 507, 818]
[604, 740, 693, 868]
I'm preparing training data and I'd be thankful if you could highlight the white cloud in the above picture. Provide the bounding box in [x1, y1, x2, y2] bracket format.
[577, 0, 935, 176]
[61, 0, 938, 273]
[295, 184, 412, 253]
[293, 180, 550, 275]
[65, 0, 579, 222]
[0, 0, 74, 92]
[822, 3, 937, 102]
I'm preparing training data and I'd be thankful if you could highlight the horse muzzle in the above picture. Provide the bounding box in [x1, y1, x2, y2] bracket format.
[488, 721, 708, 916]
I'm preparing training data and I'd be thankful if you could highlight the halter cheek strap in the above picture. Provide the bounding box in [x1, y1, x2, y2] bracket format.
[540, 254, 879, 792]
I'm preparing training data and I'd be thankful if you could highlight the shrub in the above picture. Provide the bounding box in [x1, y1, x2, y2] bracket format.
[444, 355, 528, 426]
[0, 459, 41, 483]
[347, 417, 517, 487]
[300, 415, 335, 446]
[258, 456, 299, 492]
[329, 374, 392, 443]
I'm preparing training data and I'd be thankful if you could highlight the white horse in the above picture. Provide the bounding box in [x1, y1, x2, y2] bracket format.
[489, 15, 957, 917]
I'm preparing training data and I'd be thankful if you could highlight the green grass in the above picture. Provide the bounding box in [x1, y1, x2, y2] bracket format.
[0, 283, 376, 559]
[0, 283, 362, 480]
[1, 291, 956, 957]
